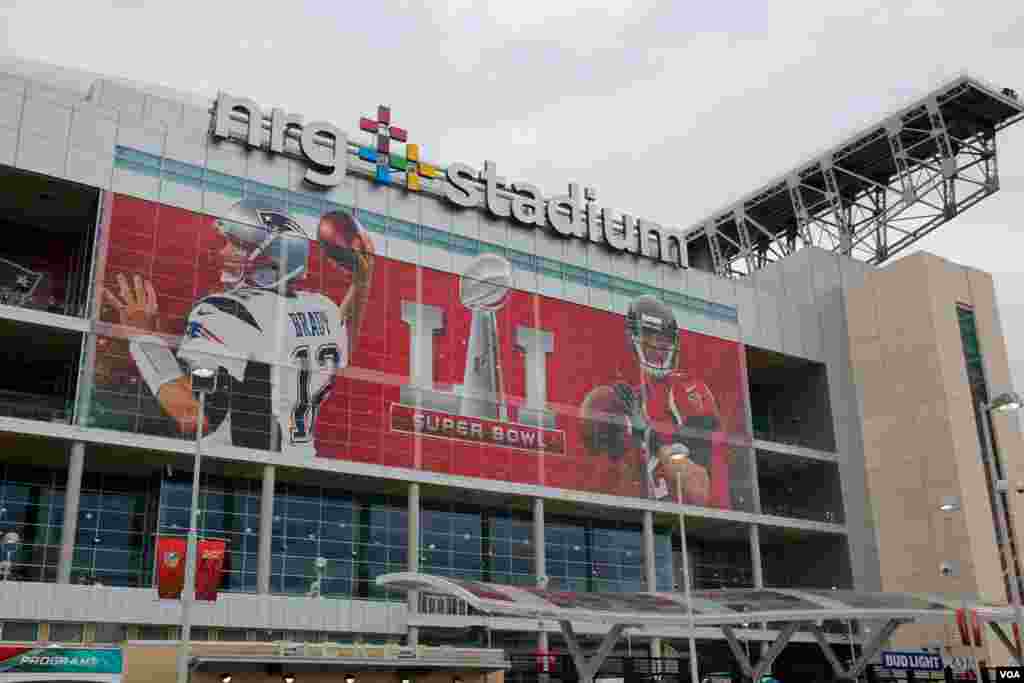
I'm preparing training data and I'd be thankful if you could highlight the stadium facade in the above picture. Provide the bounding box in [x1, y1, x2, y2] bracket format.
[0, 55, 1021, 682]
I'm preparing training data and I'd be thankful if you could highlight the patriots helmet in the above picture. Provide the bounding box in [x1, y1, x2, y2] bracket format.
[626, 295, 679, 379]
[215, 199, 309, 290]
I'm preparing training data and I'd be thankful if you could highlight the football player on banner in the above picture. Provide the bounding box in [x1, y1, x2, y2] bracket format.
[103, 200, 374, 456]
[579, 295, 730, 508]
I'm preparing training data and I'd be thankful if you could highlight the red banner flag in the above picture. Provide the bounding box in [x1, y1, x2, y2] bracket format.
[956, 608, 971, 646]
[971, 609, 983, 647]
[195, 538, 227, 602]
[156, 536, 187, 599]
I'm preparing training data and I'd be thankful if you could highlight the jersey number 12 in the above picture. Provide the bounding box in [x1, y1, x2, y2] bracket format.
[291, 343, 341, 443]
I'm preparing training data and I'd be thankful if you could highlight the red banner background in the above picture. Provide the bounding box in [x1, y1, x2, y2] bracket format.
[92, 194, 752, 510]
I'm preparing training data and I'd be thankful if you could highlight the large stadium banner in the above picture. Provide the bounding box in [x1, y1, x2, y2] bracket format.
[85, 194, 751, 510]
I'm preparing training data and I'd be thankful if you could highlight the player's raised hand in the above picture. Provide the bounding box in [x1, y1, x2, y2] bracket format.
[102, 273, 159, 331]
[351, 229, 375, 288]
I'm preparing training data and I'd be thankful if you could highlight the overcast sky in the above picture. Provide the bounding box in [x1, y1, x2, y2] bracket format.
[1, 0, 1022, 387]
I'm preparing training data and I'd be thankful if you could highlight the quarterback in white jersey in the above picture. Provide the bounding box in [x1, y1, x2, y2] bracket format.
[104, 200, 374, 457]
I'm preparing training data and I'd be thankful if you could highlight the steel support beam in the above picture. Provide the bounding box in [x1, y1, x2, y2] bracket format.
[989, 622, 1022, 662]
[559, 621, 628, 683]
[681, 79, 1021, 278]
[723, 621, 801, 682]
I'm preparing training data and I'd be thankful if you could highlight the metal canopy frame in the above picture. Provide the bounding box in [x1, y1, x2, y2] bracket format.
[378, 573, 1021, 683]
[682, 75, 1024, 277]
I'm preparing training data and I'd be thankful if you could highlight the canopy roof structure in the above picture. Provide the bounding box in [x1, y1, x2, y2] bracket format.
[378, 573, 1020, 682]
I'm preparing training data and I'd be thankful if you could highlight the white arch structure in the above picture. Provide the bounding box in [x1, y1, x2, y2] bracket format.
[377, 572, 1021, 682]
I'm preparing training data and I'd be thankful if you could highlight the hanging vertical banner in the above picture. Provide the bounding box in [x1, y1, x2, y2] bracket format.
[156, 536, 187, 600]
[194, 538, 227, 602]
[957, 608, 971, 646]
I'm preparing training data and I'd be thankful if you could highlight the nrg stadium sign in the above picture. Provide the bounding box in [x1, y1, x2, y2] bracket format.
[212, 93, 688, 268]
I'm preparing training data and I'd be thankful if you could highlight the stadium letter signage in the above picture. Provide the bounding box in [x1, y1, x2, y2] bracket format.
[211, 93, 686, 267]
[444, 161, 687, 267]
[213, 93, 347, 187]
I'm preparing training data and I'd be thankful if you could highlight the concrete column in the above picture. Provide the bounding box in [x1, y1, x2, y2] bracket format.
[749, 524, 764, 588]
[642, 511, 662, 659]
[749, 524, 765, 657]
[533, 498, 546, 582]
[57, 442, 85, 584]
[408, 482, 420, 647]
[534, 499, 550, 678]
[642, 510, 657, 589]
[257, 464, 275, 594]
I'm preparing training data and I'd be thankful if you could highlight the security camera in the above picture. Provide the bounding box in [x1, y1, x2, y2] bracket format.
[940, 561, 958, 577]
[1016, 481, 1024, 494]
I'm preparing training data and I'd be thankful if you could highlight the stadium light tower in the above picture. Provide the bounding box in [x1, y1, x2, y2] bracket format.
[670, 445, 701, 683]
[176, 366, 217, 683]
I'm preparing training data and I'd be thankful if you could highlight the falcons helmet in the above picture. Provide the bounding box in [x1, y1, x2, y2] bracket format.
[215, 199, 309, 290]
[626, 295, 679, 379]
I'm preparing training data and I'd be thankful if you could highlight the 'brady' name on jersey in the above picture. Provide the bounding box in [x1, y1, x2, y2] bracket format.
[288, 310, 332, 338]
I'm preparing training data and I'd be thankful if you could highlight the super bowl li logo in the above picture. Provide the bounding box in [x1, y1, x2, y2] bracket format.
[390, 253, 566, 454]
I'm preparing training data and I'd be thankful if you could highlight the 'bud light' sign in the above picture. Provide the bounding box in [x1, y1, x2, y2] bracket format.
[880, 651, 944, 671]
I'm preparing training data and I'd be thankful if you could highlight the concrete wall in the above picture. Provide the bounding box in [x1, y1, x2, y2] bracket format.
[741, 247, 880, 591]
[846, 251, 1024, 663]
[0, 582, 406, 635]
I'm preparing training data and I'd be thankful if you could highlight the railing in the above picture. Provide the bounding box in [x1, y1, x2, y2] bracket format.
[418, 591, 473, 616]
[753, 427, 836, 452]
[0, 390, 73, 424]
[760, 502, 842, 524]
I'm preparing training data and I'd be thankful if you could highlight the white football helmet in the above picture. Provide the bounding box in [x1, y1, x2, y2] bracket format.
[214, 199, 309, 290]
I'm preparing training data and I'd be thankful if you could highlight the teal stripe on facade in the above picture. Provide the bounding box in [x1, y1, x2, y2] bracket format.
[115, 146, 739, 323]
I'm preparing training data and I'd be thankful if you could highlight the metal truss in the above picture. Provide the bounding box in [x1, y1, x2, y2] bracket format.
[685, 76, 1024, 277]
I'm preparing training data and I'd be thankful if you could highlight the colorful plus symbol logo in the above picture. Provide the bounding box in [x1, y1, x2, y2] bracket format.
[358, 105, 439, 191]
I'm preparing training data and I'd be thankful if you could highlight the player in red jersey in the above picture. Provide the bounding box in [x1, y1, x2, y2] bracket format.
[579, 295, 730, 507]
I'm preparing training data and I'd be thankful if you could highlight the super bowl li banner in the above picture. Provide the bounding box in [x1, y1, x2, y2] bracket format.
[85, 194, 751, 509]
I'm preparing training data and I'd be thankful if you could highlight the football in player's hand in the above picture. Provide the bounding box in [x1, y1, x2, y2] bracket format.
[318, 211, 363, 271]
[580, 384, 632, 459]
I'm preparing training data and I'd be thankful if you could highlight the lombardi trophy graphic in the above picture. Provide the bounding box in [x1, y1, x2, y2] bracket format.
[458, 253, 512, 421]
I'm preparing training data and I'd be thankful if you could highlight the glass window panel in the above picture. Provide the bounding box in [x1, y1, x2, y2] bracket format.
[281, 574, 308, 595]
[49, 623, 83, 643]
[2, 621, 39, 641]
[93, 623, 127, 643]
[139, 625, 170, 640]
[283, 538, 316, 556]
[284, 501, 320, 522]
[453, 552, 482, 570]
[318, 541, 351, 562]
[285, 557, 317, 576]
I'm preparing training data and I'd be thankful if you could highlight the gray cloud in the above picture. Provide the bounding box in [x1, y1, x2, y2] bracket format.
[1, 0, 1023, 386]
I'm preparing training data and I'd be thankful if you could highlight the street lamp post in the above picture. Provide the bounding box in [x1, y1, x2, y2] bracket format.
[176, 367, 217, 683]
[670, 446, 701, 683]
[977, 391, 1024, 662]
